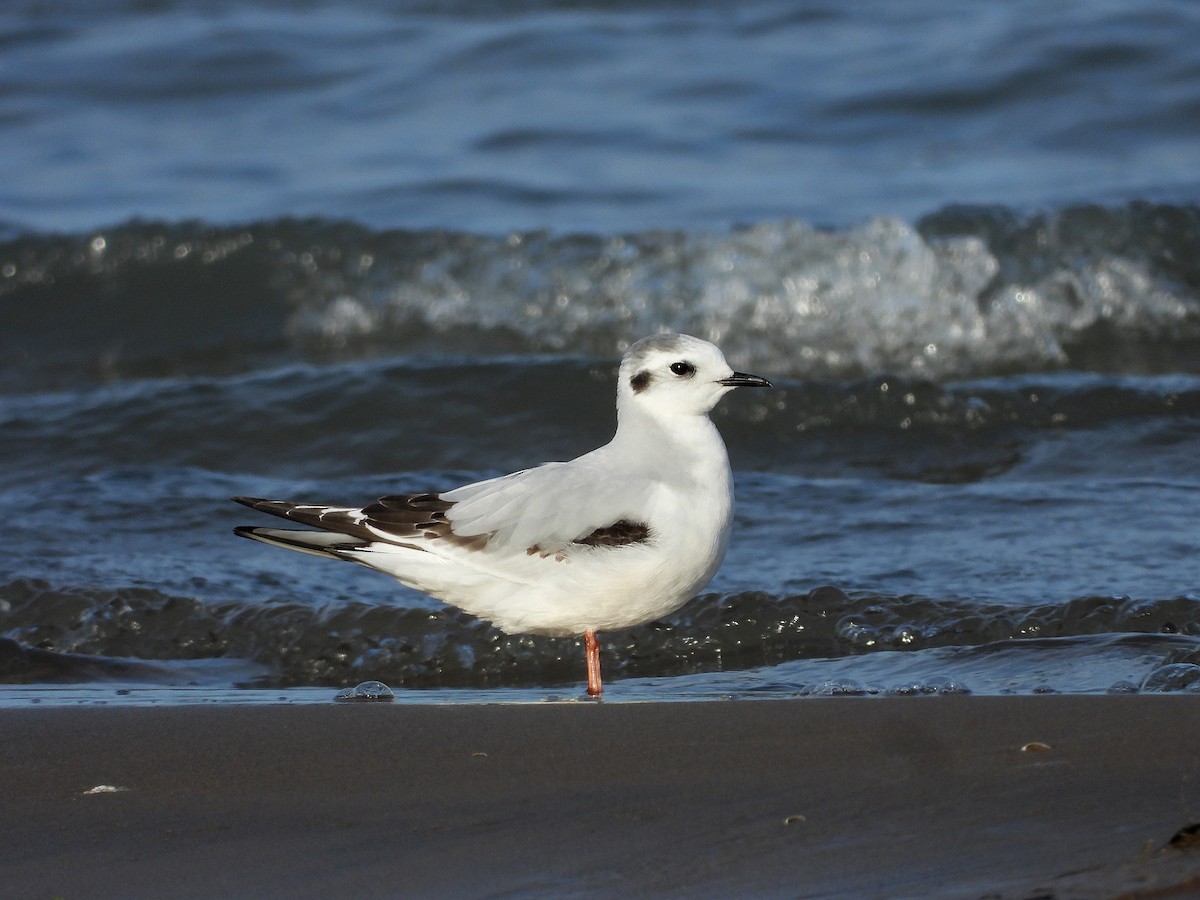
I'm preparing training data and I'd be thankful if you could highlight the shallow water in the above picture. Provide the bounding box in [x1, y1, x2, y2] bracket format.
[1, 1, 1198, 700]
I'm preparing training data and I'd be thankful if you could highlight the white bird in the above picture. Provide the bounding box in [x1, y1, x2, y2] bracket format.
[233, 333, 771, 696]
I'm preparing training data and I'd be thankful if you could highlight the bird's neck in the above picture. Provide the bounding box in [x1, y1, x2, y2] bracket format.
[611, 406, 730, 480]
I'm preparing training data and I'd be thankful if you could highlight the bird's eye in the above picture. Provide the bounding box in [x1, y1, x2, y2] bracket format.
[669, 361, 696, 377]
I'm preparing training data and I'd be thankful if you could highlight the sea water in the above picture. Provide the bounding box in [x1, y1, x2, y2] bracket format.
[1, 1, 1198, 701]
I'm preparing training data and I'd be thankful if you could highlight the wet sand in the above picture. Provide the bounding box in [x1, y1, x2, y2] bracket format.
[3, 695, 1199, 898]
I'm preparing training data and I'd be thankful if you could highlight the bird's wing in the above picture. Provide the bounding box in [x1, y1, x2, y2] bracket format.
[442, 456, 655, 555]
[233, 455, 656, 559]
[232, 494, 483, 549]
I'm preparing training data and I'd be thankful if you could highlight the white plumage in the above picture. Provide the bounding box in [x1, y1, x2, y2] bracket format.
[233, 333, 770, 695]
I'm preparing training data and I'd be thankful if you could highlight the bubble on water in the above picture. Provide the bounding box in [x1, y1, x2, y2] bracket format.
[889, 677, 971, 696]
[799, 678, 876, 696]
[890, 682, 938, 696]
[334, 680, 395, 702]
[928, 677, 971, 694]
[1140, 663, 1200, 693]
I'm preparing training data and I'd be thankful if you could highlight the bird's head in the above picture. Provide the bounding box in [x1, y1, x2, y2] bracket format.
[617, 333, 771, 419]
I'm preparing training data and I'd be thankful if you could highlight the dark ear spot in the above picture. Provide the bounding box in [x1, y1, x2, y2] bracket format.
[630, 370, 651, 393]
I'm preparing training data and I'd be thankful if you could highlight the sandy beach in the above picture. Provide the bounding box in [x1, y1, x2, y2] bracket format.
[3, 695, 1199, 898]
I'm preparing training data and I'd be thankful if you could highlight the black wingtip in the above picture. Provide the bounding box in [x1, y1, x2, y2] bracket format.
[231, 496, 264, 509]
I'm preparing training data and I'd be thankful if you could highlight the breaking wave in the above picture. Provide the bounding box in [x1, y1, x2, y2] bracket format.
[2, 203, 1198, 391]
[3, 579, 1197, 693]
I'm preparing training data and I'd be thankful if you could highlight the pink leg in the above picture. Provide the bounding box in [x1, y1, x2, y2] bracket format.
[584, 629, 603, 697]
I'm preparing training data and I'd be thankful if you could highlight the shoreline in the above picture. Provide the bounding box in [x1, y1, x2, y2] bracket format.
[4, 695, 1199, 898]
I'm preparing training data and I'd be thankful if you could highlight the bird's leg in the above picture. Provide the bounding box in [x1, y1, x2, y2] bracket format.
[584, 629, 603, 697]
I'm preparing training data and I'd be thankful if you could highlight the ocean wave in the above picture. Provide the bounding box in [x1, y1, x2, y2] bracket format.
[3, 579, 1196, 690]
[2, 203, 1198, 388]
[3, 359, 1197, 484]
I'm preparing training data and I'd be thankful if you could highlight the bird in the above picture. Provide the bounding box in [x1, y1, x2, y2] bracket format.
[232, 333, 771, 697]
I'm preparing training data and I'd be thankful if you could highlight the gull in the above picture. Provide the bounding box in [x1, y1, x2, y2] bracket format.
[232, 333, 771, 696]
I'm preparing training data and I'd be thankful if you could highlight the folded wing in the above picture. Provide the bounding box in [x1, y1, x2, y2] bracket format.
[442, 458, 655, 554]
[233, 458, 653, 559]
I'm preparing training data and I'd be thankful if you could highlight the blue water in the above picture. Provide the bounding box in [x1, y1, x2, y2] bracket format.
[3, 0, 1198, 234]
[1, 1, 1198, 703]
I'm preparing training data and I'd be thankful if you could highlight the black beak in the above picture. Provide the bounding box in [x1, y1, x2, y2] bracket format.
[718, 372, 772, 388]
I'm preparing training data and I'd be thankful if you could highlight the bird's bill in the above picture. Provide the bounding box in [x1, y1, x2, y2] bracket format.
[718, 372, 772, 388]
